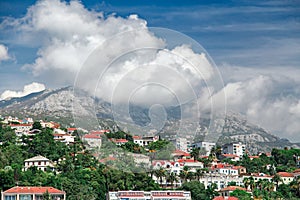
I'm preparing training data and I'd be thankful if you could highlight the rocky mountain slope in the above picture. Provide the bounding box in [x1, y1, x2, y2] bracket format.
[0, 86, 297, 153]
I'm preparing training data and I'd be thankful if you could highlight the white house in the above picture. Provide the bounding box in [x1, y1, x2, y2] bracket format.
[191, 141, 216, 156]
[53, 133, 75, 145]
[199, 174, 244, 190]
[23, 155, 55, 172]
[133, 135, 159, 147]
[10, 124, 33, 136]
[1, 186, 66, 200]
[222, 142, 246, 157]
[82, 134, 102, 149]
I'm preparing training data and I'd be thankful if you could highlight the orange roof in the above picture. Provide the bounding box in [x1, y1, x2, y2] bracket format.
[115, 139, 128, 143]
[10, 124, 32, 127]
[90, 130, 108, 135]
[133, 135, 142, 139]
[83, 134, 101, 139]
[220, 186, 246, 192]
[3, 186, 65, 194]
[177, 159, 198, 163]
[223, 154, 239, 158]
[277, 172, 294, 177]
[232, 166, 245, 170]
[293, 169, 300, 173]
[173, 149, 190, 157]
[249, 156, 259, 159]
[67, 128, 77, 131]
[213, 197, 239, 200]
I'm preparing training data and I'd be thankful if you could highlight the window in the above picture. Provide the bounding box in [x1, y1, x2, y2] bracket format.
[19, 195, 32, 200]
[5, 195, 16, 200]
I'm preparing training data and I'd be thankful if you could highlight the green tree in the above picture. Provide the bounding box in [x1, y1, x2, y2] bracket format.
[32, 121, 42, 130]
[180, 181, 208, 200]
[190, 148, 200, 161]
[230, 189, 251, 200]
[42, 190, 51, 200]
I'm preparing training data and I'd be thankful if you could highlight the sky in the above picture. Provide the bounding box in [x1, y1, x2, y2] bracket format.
[0, 0, 300, 141]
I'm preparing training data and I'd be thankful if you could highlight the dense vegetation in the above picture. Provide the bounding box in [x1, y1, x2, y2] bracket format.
[2, 120, 300, 200]
[0, 123, 159, 199]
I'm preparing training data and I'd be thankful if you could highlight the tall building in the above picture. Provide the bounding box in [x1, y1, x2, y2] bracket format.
[222, 142, 246, 157]
[171, 137, 188, 152]
[191, 141, 216, 156]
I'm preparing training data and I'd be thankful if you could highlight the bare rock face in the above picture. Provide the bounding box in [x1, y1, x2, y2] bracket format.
[0, 86, 298, 154]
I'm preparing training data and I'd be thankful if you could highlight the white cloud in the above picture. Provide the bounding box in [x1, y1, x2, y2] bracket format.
[0, 44, 10, 62]
[0, 82, 45, 100]
[211, 71, 300, 141]
[3, 0, 218, 108]
[3, 0, 300, 141]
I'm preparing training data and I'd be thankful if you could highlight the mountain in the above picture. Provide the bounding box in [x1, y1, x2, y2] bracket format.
[0, 86, 298, 153]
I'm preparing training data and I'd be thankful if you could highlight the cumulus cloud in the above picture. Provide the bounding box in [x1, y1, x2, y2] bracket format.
[0, 44, 10, 62]
[210, 70, 300, 141]
[3, 0, 299, 141]
[0, 82, 45, 100]
[2, 0, 219, 107]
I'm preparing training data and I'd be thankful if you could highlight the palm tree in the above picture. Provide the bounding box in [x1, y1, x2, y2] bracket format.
[179, 166, 189, 183]
[249, 176, 256, 191]
[195, 168, 204, 181]
[290, 176, 300, 197]
[190, 148, 200, 161]
[272, 174, 282, 189]
[154, 167, 166, 186]
[243, 177, 250, 190]
[167, 172, 178, 188]
[186, 171, 195, 182]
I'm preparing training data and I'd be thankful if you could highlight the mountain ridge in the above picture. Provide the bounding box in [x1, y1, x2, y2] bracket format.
[0, 86, 298, 154]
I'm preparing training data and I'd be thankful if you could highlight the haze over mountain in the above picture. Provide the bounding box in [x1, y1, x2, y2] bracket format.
[0, 86, 297, 154]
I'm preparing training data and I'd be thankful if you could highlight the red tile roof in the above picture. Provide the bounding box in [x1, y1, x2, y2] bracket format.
[177, 159, 199, 163]
[10, 124, 32, 127]
[277, 172, 294, 177]
[173, 149, 190, 157]
[83, 134, 101, 139]
[67, 128, 77, 131]
[3, 186, 65, 194]
[249, 156, 259, 159]
[90, 130, 108, 135]
[115, 139, 128, 143]
[213, 197, 239, 200]
[220, 186, 246, 192]
[223, 154, 239, 158]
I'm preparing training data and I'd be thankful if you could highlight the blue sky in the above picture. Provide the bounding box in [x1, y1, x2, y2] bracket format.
[0, 0, 300, 141]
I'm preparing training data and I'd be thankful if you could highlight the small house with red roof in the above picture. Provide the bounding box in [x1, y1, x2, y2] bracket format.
[9, 123, 33, 136]
[218, 186, 247, 198]
[277, 172, 294, 185]
[113, 139, 128, 146]
[67, 127, 77, 134]
[172, 149, 191, 160]
[1, 186, 66, 200]
[82, 134, 102, 149]
[132, 135, 159, 147]
[211, 163, 239, 176]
